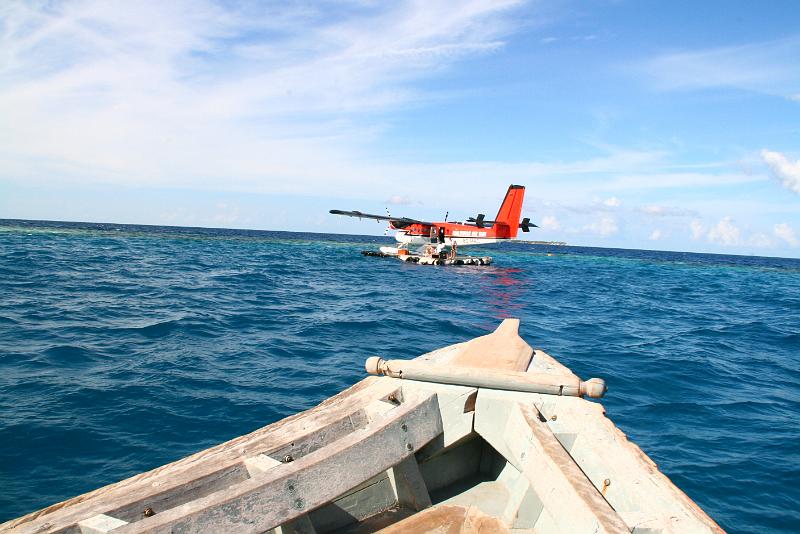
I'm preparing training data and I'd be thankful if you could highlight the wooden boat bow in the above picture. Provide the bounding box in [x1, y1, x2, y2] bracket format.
[1, 319, 724, 534]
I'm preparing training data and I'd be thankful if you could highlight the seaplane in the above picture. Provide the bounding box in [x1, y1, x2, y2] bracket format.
[330, 184, 535, 265]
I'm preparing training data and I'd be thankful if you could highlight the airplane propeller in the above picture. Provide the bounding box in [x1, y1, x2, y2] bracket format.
[467, 214, 537, 231]
[519, 217, 537, 232]
[467, 214, 493, 228]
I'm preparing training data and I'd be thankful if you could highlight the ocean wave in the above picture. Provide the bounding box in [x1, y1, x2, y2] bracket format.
[1, 222, 799, 532]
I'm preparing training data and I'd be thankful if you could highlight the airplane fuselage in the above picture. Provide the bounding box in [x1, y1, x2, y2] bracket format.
[392, 222, 506, 247]
[395, 233, 499, 247]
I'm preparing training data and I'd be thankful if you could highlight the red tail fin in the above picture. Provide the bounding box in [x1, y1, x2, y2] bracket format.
[494, 185, 525, 238]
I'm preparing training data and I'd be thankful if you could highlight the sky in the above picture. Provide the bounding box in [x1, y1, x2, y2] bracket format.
[1, 1, 799, 257]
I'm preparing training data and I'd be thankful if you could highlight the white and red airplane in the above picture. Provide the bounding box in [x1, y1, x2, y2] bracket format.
[330, 184, 535, 254]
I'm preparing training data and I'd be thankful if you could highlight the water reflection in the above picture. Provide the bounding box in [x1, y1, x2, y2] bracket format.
[477, 267, 530, 320]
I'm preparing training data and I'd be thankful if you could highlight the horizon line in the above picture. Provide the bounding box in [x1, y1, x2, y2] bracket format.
[2, 217, 799, 262]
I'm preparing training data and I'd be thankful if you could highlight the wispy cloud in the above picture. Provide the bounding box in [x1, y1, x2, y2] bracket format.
[386, 195, 418, 206]
[761, 149, 800, 194]
[539, 214, 561, 230]
[690, 220, 706, 240]
[582, 215, 618, 237]
[774, 222, 799, 247]
[596, 171, 764, 191]
[640, 205, 698, 217]
[0, 0, 524, 196]
[707, 216, 741, 246]
[749, 232, 774, 248]
[689, 216, 780, 248]
[560, 196, 624, 214]
[0, 0, 760, 215]
[637, 36, 800, 100]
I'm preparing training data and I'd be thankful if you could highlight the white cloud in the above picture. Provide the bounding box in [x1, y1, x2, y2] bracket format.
[688, 218, 794, 249]
[749, 233, 773, 248]
[649, 229, 662, 241]
[6, 1, 752, 212]
[540, 214, 561, 230]
[707, 216, 741, 246]
[0, 0, 525, 197]
[386, 195, 416, 206]
[690, 220, 706, 240]
[761, 149, 800, 194]
[583, 215, 618, 237]
[774, 222, 799, 247]
[637, 37, 800, 100]
[640, 205, 697, 217]
[597, 171, 764, 191]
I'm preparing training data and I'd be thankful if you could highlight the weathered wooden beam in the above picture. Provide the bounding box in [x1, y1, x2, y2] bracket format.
[111, 391, 442, 534]
[244, 454, 282, 477]
[77, 514, 128, 534]
[306, 471, 396, 531]
[474, 390, 630, 534]
[2, 378, 401, 534]
[527, 348, 581, 379]
[377, 504, 510, 533]
[273, 514, 315, 534]
[388, 456, 431, 511]
[401, 381, 477, 454]
[367, 358, 607, 398]
[531, 394, 726, 533]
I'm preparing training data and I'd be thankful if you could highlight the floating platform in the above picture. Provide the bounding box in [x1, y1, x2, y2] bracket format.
[1, 320, 724, 534]
[361, 250, 492, 266]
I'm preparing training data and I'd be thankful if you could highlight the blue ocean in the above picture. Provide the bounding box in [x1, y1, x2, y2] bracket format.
[0, 219, 798, 532]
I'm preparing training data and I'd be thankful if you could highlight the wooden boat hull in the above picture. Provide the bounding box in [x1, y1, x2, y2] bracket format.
[1, 319, 724, 534]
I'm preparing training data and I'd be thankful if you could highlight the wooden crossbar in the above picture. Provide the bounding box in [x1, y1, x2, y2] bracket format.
[113, 392, 442, 534]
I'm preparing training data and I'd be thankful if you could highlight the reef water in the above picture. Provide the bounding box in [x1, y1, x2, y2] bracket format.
[1, 220, 798, 532]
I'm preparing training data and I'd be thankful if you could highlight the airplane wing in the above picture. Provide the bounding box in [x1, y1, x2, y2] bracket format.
[329, 209, 433, 227]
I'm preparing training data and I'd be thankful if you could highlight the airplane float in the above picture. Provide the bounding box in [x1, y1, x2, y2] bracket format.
[330, 184, 535, 265]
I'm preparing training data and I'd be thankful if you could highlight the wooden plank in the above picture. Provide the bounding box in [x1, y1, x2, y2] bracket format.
[474, 391, 630, 534]
[105, 464, 251, 524]
[112, 392, 442, 534]
[376, 504, 510, 534]
[527, 348, 580, 379]
[2, 378, 401, 534]
[376, 505, 467, 534]
[532, 394, 726, 533]
[418, 436, 483, 494]
[388, 456, 431, 511]
[274, 514, 315, 534]
[450, 319, 533, 372]
[78, 514, 127, 534]
[244, 454, 281, 477]
[511, 486, 544, 529]
[307, 472, 396, 531]
[401, 381, 476, 451]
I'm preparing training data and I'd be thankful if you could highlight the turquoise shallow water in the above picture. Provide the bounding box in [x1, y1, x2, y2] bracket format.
[1, 219, 799, 532]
